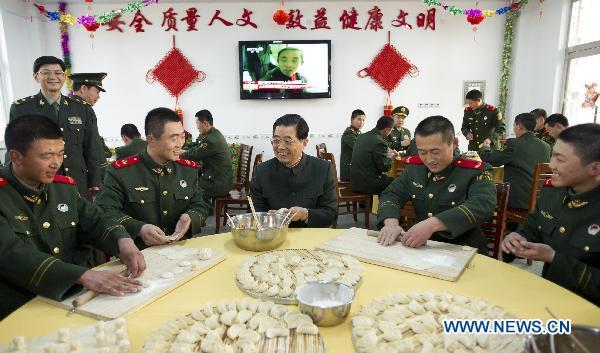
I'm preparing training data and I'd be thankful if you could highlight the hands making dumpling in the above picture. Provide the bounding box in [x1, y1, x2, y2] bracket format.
[139, 213, 191, 246]
[378, 217, 447, 248]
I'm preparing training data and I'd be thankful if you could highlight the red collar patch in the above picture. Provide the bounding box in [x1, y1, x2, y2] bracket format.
[53, 175, 77, 184]
[405, 156, 423, 165]
[454, 159, 484, 170]
[113, 155, 141, 169]
[543, 178, 553, 187]
[177, 158, 199, 169]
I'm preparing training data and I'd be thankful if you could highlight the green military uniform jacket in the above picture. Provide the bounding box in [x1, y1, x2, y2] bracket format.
[350, 128, 394, 195]
[377, 156, 497, 253]
[9, 92, 106, 195]
[0, 164, 130, 319]
[340, 126, 361, 181]
[480, 131, 551, 209]
[534, 128, 556, 149]
[511, 181, 600, 305]
[96, 152, 210, 249]
[181, 127, 233, 198]
[387, 126, 412, 152]
[115, 138, 148, 160]
[461, 104, 506, 151]
[250, 153, 337, 228]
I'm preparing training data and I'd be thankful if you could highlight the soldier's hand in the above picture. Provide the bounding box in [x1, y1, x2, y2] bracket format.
[172, 214, 192, 240]
[378, 218, 405, 246]
[77, 270, 142, 296]
[501, 232, 527, 254]
[117, 238, 146, 277]
[288, 207, 308, 222]
[139, 224, 169, 246]
[484, 138, 492, 146]
[512, 241, 556, 263]
[466, 132, 474, 141]
[401, 217, 445, 248]
[401, 139, 411, 147]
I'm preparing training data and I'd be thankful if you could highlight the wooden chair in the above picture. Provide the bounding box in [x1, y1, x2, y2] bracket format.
[233, 144, 253, 191]
[481, 183, 510, 260]
[315, 143, 328, 157]
[320, 152, 371, 229]
[392, 157, 407, 177]
[506, 163, 552, 224]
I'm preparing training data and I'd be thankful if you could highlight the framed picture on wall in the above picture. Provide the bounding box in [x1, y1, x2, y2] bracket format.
[463, 80, 486, 105]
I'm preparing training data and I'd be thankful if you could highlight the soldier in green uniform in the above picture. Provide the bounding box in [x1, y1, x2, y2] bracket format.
[340, 109, 365, 181]
[8, 57, 105, 200]
[501, 124, 600, 305]
[251, 114, 336, 228]
[543, 113, 569, 149]
[96, 108, 210, 249]
[387, 106, 412, 153]
[0, 114, 145, 319]
[378, 116, 497, 253]
[116, 124, 147, 160]
[530, 108, 547, 139]
[351, 116, 396, 195]
[479, 113, 551, 210]
[461, 89, 505, 151]
[181, 110, 233, 200]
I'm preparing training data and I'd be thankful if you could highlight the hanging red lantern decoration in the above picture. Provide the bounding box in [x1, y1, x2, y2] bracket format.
[467, 14, 484, 25]
[84, 22, 100, 32]
[273, 10, 289, 25]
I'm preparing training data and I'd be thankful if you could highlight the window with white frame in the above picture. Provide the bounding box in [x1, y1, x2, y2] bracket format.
[563, 0, 600, 125]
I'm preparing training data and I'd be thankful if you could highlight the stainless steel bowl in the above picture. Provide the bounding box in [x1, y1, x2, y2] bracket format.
[229, 212, 288, 251]
[296, 280, 354, 327]
[525, 325, 600, 353]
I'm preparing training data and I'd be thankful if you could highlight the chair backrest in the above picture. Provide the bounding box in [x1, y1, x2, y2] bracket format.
[236, 144, 253, 186]
[315, 143, 328, 158]
[393, 157, 407, 177]
[528, 163, 552, 213]
[319, 152, 340, 196]
[481, 183, 510, 259]
[251, 153, 263, 178]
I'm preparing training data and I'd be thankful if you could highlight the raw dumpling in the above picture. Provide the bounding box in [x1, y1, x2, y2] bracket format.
[227, 324, 245, 340]
[296, 323, 318, 335]
[220, 310, 237, 326]
[265, 327, 289, 338]
[198, 248, 213, 260]
[238, 330, 260, 343]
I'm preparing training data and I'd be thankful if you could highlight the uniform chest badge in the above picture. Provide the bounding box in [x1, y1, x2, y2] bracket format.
[448, 184, 457, 192]
[588, 224, 599, 236]
[135, 186, 149, 192]
[541, 210, 554, 220]
[67, 116, 83, 125]
[14, 214, 29, 221]
[180, 180, 187, 188]
[483, 116, 488, 120]
[412, 181, 423, 188]
[57, 203, 69, 212]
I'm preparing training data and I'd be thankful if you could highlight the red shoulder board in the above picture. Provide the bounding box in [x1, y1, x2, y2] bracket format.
[53, 175, 76, 185]
[464, 107, 472, 111]
[543, 178, 553, 187]
[112, 155, 141, 169]
[0, 177, 7, 187]
[405, 156, 423, 165]
[486, 104, 496, 111]
[454, 159, 485, 170]
[177, 158, 199, 169]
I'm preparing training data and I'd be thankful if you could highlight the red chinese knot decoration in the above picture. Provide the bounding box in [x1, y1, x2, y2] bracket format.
[84, 22, 100, 32]
[146, 36, 206, 100]
[273, 9, 289, 25]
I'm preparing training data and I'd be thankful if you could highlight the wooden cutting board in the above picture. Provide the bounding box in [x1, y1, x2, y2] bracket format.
[315, 228, 476, 282]
[38, 244, 225, 320]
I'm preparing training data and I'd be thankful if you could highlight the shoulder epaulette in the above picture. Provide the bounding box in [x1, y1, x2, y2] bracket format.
[177, 158, 199, 169]
[12, 96, 35, 105]
[543, 178, 553, 187]
[405, 156, 423, 165]
[454, 158, 485, 170]
[113, 155, 141, 169]
[53, 175, 77, 185]
[66, 95, 89, 105]
[464, 106, 472, 111]
[0, 177, 7, 187]
[486, 104, 496, 111]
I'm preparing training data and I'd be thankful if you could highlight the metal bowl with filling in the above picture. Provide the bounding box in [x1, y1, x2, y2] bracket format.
[296, 280, 354, 327]
[229, 212, 288, 251]
[525, 324, 600, 353]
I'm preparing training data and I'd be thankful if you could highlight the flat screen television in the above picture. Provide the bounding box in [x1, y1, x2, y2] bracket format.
[239, 40, 331, 100]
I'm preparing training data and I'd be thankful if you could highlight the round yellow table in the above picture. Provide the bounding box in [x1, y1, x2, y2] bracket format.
[1, 229, 599, 353]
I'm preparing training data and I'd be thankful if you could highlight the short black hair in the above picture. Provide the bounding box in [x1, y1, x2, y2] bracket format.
[272, 114, 309, 140]
[513, 113, 536, 131]
[558, 123, 600, 164]
[415, 115, 455, 144]
[195, 109, 214, 125]
[120, 124, 141, 139]
[545, 113, 569, 128]
[530, 108, 547, 120]
[33, 56, 65, 73]
[375, 116, 394, 130]
[144, 107, 181, 138]
[465, 89, 482, 101]
[5, 114, 63, 154]
[351, 109, 365, 120]
[277, 47, 303, 62]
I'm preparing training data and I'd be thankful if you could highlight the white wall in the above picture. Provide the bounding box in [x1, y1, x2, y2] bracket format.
[2, 0, 510, 160]
[507, 0, 571, 124]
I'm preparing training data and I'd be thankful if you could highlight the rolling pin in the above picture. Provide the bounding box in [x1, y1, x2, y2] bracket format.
[366, 230, 379, 237]
[71, 269, 129, 309]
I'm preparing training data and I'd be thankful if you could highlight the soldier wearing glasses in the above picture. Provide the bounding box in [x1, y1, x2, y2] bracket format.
[8, 56, 105, 200]
[250, 114, 337, 228]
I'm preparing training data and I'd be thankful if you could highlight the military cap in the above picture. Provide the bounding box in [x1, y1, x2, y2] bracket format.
[69, 72, 107, 92]
[391, 106, 410, 117]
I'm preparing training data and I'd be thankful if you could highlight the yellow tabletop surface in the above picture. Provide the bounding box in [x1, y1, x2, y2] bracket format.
[1, 229, 599, 352]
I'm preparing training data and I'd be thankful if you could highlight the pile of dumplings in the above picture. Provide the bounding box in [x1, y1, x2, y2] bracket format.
[141, 298, 324, 353]
[236, 250, 363, 302]
[352, 291, 525, 353]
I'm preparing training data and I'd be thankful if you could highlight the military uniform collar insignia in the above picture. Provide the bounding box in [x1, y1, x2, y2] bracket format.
[412, 181, 423, 188]
[151, 168, 164, 176]
[433, 174, 446, 182]
[541, 210, 554, 220]
[567, 199, 589, 209]
[135, 186, 149, 192]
